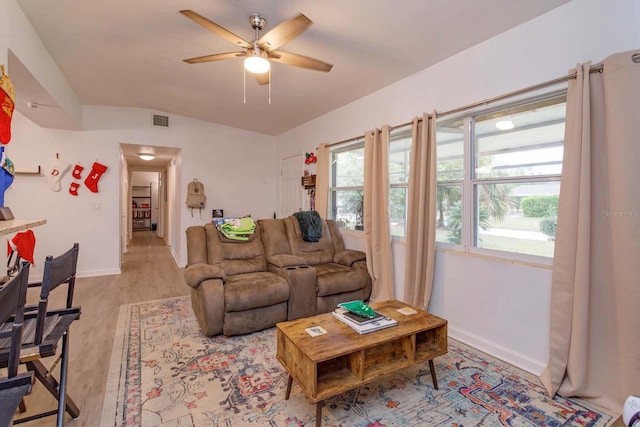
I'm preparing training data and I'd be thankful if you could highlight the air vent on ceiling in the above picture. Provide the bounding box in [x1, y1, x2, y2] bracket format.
[153, 114, 169, 127]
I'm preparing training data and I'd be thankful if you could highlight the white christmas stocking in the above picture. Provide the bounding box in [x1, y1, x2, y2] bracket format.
[46, 158, 70, 192]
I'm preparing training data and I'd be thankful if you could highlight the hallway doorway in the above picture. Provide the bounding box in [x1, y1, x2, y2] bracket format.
[119, 143, 181, 267]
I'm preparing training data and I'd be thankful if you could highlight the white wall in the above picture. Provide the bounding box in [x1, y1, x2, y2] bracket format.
[3, 0, 82, 126]
[275, 0, 640, 374]
[7, 106, 278, 280]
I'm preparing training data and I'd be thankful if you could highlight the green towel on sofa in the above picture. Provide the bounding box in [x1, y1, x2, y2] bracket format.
[213, 217, 255, 241]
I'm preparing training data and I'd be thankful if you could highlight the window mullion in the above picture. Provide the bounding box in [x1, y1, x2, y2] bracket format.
[462, 116, 474, 249]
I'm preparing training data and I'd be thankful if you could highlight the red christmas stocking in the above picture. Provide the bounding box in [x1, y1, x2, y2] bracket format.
[69, 182, 80, 196]
[72, 164, 84, 179]
[0, 65, 16, 145]
[84, 162, 108, 193]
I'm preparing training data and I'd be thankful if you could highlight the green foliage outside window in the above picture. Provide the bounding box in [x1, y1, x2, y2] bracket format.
[521, 196, 559, 218]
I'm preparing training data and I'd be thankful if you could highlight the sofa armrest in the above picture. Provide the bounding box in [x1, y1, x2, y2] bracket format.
[267, 264, 317, 320]
[184, 263, 226, 289]
[334, 249, 366, 267]
[268, 254, 307, 268]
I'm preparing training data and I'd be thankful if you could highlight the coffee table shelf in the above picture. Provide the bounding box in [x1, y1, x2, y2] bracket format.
[277, 300, 447, 426]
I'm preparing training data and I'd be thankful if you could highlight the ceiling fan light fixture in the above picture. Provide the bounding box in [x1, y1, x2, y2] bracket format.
[244, 55, 270, 74]
[139, 153, 155, 161]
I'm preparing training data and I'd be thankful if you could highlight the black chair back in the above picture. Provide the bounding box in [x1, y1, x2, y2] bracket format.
[33, 243, 79, 345]
[0, 262, 30, 377]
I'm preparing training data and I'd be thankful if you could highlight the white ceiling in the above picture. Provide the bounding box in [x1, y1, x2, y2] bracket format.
[13, 0, 571, 136]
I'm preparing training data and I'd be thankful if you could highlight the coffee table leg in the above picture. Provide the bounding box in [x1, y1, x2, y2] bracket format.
[316, 400, 324, 427]
[428, 359, 439, 390]
[285, 374, 293, 400]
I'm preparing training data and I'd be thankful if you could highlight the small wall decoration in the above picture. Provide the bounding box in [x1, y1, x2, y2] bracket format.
[47, 156, 70, 192]
[84, 161, 108, 193]
[0, 65, 15, 145]
[0, 147, 14, 207]
[304, 152, 317, 164]
[69, 163, 84, 196]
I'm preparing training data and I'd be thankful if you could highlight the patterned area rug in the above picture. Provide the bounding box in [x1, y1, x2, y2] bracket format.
[100, 296, 616, 427]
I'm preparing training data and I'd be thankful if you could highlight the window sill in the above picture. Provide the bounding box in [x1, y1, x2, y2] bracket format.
[435, 242, 553, 270]
[339, 229, 364, 238]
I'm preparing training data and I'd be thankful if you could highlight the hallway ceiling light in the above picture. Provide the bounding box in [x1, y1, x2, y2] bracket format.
[139, 153, 155, 161]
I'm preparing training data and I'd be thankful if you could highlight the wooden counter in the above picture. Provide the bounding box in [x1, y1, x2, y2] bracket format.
[0, 219, 47, 237]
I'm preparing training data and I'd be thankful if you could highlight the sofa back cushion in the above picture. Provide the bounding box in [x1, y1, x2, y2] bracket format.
[284, 216, 334, 265]
[258, 218, 291, 259]
[204, 223, 267, 275]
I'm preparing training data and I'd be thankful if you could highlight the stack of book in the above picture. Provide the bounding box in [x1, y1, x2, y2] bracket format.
[332, 307, 398, 334]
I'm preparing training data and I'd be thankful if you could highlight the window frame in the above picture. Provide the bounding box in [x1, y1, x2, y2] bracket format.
[388, 126, 412, 238]
[436, 89, 567, 265]
[329, 139, 365, 232]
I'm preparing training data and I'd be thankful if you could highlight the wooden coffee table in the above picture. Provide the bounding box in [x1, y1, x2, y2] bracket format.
[276, 299, 447, 427]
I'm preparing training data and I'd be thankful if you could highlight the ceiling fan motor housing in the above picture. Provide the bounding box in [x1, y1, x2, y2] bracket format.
[249, 14, 266, 31]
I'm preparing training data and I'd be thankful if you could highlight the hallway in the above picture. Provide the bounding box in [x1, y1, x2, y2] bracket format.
[16, 231, 189, 426]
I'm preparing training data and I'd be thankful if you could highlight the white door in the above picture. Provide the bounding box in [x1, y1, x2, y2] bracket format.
[280, 154, 303, 217]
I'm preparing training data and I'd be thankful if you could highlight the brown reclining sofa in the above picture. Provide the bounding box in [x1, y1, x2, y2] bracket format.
[184, 216, 372, 336]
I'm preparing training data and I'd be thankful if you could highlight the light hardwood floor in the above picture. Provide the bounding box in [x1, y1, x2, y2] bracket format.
[12, 232, 625, 426]
[14, 231, 189, 426]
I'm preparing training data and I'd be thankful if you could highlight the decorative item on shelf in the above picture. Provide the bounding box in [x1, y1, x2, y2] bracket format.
[0, 206, 14, 220]
[301, 174, 316, 189]
[212, 209, 224, 218]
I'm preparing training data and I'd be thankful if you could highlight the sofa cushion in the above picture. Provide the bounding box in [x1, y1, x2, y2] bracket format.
[285, 217, 334, 265]
[204, 223, 267, 275]
[315, 263, 366, 296]
[224, 272, 289, 312]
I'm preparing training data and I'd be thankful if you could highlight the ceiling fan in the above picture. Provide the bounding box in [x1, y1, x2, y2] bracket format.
[180, 10, 333, 85]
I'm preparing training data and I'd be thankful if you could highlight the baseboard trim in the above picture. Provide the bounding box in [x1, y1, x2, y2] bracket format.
[27, 268, 121, 284]
[171, 249, 185, 268]
[77, 268, 121, 278]
[448, 326, 546, 376]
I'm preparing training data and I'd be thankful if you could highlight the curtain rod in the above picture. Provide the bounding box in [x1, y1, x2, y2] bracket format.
[324, 64, 603, 149]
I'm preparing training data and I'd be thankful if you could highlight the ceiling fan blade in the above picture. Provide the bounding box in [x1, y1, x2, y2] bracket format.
[180, 10, 252, 49]
[270, 51, 333, 72]
[254, 73, 269, 86]
[183, 51, 246, 64]
[257, 13, 312, 52]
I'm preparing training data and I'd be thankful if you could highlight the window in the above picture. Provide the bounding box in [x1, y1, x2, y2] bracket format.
[330, 141, 364, 230]
[329, 129, 412, 235]
[436, 94, 567, 258]
[389, 127, 412, 237]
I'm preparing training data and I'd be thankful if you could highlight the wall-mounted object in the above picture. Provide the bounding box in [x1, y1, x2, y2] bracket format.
[301, 174, 316, 189]
[14, 165, 42, 175]
[212, 209, 224, 218]
[0, 206, 14, 220]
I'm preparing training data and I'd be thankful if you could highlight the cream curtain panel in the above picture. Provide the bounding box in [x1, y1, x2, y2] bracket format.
[540, 49, 640, 411]
[364, 126, 395, 301]
[314, 143, 330, 218]
[403, 113, 437, 309]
